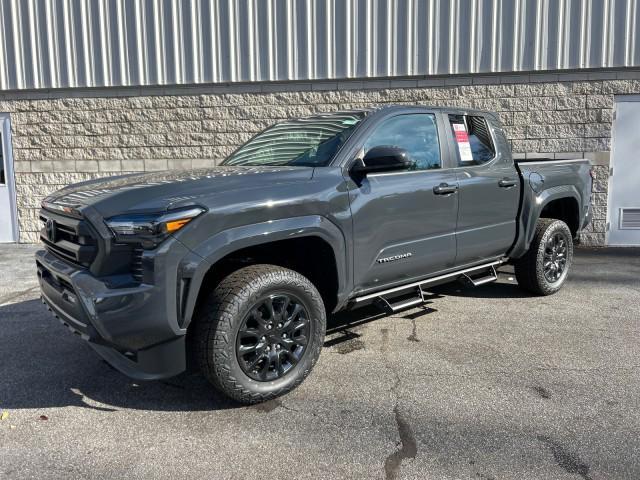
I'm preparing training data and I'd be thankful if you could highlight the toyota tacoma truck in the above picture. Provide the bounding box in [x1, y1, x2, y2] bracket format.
[36, 106, 592, 404]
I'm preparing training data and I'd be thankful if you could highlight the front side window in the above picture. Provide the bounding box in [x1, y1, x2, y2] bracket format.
[222, 111, 367, 167]
[448, 114, 495, 166]
[364, 114, 441, 170]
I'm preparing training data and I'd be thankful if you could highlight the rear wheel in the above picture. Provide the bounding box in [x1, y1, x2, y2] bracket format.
[514, 218, 574, 295]
[193, 264, 326, 404]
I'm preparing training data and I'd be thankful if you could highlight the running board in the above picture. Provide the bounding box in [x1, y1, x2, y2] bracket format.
[354, 259, 504, 305]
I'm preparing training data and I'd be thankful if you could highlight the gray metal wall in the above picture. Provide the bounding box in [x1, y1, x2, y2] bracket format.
[1, 0, 639, 91]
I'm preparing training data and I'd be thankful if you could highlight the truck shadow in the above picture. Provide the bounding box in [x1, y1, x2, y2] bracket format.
[0, 276, 531, 413]
[1, 297, 429, 413]
[326, 304, 386, 336]
[0, 298, 237, 412]
[431, 279, 535, 299]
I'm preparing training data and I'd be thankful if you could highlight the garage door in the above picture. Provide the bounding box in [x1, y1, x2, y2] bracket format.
[608, 97, 640, 246]
[0, 114, 18, 242]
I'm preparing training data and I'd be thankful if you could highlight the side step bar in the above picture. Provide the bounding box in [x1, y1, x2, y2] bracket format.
[463, 265, 498, 287]
[375, 285, 428, 314]
[354, 259, 504, 307]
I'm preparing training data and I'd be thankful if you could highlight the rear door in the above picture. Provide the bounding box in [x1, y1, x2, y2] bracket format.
[445, 113, 520, 265]
[348, 111, 459, 292]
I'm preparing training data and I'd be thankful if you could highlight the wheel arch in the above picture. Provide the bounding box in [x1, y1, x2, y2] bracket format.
[539, 195, 581, 236]
[178, 215, 349, 330]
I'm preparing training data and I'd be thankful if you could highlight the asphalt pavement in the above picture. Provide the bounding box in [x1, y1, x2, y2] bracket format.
[1, 245, 639, 479]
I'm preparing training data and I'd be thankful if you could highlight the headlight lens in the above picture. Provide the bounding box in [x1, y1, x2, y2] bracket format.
[105, 207, 205, 248]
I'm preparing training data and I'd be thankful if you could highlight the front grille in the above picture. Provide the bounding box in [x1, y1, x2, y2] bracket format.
[131, 246, 144, 282]
[40, 209, 98, 268]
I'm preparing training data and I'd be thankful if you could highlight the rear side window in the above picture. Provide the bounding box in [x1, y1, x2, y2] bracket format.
[364, 113, 441, 170]
[448, 114, 495, 166]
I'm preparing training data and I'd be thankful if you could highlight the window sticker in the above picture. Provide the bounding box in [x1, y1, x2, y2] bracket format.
[452, 123, 473, 162]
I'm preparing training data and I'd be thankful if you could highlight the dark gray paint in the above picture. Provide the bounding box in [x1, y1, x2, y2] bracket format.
[36, 106, 592, 380]
[511, 159, 593, 258]
[346, 108, 458, 292]
[349, 167, 458, 292]
[450, 114, 521, 266]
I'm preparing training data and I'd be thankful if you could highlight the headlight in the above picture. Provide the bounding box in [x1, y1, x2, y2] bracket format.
[105, 207, 205, 248]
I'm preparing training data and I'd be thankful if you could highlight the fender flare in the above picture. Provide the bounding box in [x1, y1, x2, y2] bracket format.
[178, 215, 349, 328]
[511, 185, 582, 258]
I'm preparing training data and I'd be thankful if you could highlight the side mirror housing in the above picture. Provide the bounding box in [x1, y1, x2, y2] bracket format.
[351, 146, 415, 177]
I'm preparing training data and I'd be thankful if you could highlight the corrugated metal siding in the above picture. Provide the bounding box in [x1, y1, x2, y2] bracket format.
[0, 0, 638, 91]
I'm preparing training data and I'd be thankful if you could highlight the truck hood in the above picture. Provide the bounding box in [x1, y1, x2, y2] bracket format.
[43, 166, 315, 218]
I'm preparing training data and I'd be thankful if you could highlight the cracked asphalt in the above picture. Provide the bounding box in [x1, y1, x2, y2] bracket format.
[1, 245, 639, 479]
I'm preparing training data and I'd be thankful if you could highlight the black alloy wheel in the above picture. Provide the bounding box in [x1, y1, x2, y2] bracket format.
[543, 231, 569, 283]
[194, 264, 326, 404]
[236, 294, 311, 382]
[514, 218, 574, 296]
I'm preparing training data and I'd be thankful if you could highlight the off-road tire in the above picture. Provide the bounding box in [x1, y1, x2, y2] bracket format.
[514, 218, 574, 295]
[194, 264, 326, 404]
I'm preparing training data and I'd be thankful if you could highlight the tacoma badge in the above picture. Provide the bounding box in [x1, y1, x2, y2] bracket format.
[377, 252, 412, 264]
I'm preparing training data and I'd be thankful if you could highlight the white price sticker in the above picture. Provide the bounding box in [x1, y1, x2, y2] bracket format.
[452, 123, 473, 162]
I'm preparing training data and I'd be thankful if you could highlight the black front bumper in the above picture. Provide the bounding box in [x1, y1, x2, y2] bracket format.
[36, 249, 186, 380]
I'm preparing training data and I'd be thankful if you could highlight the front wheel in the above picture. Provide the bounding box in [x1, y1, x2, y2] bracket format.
[193, 264, 326, 404]
[514, 218, 574, 295]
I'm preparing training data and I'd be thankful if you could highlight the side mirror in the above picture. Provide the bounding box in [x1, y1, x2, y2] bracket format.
[351, 146, 415, 177]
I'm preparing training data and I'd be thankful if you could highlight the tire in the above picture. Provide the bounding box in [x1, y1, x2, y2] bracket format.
[193, 264, 326, 404]
[514, 218, 574, 295]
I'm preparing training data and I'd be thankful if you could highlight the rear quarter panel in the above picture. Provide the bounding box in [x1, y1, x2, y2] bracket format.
[511, 159, 592, 258]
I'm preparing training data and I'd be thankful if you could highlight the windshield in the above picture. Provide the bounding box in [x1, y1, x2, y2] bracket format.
[222, 111, 367, 167]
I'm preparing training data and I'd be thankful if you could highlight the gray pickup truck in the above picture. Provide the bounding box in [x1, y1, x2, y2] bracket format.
[36, 106, 592, 404]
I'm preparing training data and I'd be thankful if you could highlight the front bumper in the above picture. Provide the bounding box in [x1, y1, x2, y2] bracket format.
[36, 249, 186, 380]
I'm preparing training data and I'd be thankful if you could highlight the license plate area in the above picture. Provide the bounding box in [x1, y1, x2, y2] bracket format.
[37, 262, 76, 301]
[37, 260, 88, 330]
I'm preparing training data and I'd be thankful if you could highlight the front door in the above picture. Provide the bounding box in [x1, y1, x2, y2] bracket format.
[608, 96, 640, 246]
[0, 114, 18, 242]
[445, 113, 520, 265]
[349, 112, 458, 293]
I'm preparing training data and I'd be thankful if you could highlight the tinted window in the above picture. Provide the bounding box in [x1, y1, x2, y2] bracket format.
[223, 111, 367, 167]
[448, 114, 495, 166]
[364, 114, 441, 170]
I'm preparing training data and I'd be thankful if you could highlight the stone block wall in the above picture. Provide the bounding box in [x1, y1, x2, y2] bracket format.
[3, 71, 638, 244]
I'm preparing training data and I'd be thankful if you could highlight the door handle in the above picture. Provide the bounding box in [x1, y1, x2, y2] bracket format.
[433, 183, 458, 195]
[498, 178, 518, 188]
